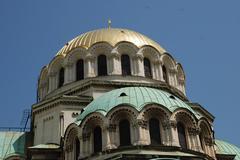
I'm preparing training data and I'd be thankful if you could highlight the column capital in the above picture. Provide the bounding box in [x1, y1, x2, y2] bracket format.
[82, 132, 91, 142]
[204, 137, 214, 146]
[107, 124, 117, 132]
[163, 120, 177, 130]
[136, 119, 148, 129]
[188, 127, 201, 136]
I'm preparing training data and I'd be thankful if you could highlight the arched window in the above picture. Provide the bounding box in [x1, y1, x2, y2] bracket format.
[177, 122, 187, 149]
[144, 58, 152, 78]
[93, 126, 102, 153]
[119, 119, 131, 146]
[162, 65, 168, 84]
[199, 132, 205, 151]
[121, 54, 131, 76]
[98, 55, 107, 76]
[76, 59, 84, 81]
[75, 137, 80, 160]
[58, 67, 64, 88]
[149, 118, 161, 145]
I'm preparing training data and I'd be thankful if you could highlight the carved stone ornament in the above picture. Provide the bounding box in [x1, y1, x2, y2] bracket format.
[188, 127, 200, 136]
[204, 137, 214, 146]
[137, 119, 148, 129]
[162, 120, 177, 130]
[82, 132, 91, 141]
[107, 124, 117, 132]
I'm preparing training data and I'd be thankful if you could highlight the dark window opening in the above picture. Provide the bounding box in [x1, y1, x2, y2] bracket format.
[121, 54, 131, 76]
[119, 93, 127, 97]
[177, 122, 187, 149]
[144, 58, 152, 78]
[149, 118, 161, 145]
[98, 55, 107, 76]
[93, 126, 102, 153]
[162, 65, 168, 84]
[76, 59, 84, 81]
[58, 67, 64, 88]
[119, 119, 131, 146]
[169, 95, 176, 100]
[75, 138, 80, 160]
[200, 133, 204, 151]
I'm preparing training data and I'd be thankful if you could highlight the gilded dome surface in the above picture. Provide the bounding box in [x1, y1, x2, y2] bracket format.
[57, 28, 166, 56]
[76, 87, 200, 122]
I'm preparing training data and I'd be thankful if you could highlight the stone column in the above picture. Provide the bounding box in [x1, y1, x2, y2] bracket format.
[85, 55, 95, 78]
[133, 55, 144, 76]
[134, 119, 148, 145]
[188, 127, 202, 152]
[109, 51, 121, 75]
[48, 72, 57, 92]
[168, 120, 180, 147]
[154, 60, 162, 80]
[103, 124, 116, 150]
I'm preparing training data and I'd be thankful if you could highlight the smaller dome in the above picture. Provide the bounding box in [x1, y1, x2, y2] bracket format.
[215, 139, 240, 160]
[76, 87, 199, 122]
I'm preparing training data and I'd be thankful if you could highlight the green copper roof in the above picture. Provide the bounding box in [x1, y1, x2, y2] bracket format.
[215, 139, 240, 160]
[0, 131, 26, 160]
[76, 87, 200, 122]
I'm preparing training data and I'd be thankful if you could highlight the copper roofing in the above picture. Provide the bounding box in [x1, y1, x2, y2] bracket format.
[56, 28, 166, 56]
[76, 87, 200, 122]
[0, 131, 26, 160]
[215, 139, 240, 160]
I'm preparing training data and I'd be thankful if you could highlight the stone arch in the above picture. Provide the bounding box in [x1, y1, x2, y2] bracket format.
[176, 63, 186, 94]
[198, 118, 214, 156]
[80, 112, 105, 155]
[139, 104, 171, 145]
[88, 42, 113, 57]
[64, 47, 88, 82]
[64, 124, 79, 160]
[160, 53, 177, 86]
[64, 47, 88, 64]
[171, 108, 197, 127]
[114, 41, 138, 57]
[38, 66, 48, 100]
[80, 112, 105, 134]
[107, 105, 138, 123]
[48, 55, 65, 74]
[139, 45, 160, 63]
[171, 108, 199, 151]
[106, 105, 139, 147]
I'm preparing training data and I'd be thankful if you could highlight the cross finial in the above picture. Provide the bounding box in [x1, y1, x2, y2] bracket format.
[108, 19, 111, 28]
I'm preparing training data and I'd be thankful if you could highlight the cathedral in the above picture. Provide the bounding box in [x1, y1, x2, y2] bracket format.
[0, 27, 240, 160]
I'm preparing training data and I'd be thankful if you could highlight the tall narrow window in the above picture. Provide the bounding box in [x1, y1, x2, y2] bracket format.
[93, 126, 102, 153]
[162, 65, 168, 84]
[119, 119, 131, 146]
[121, 54, 131, 76]
[144, 58, 152, 78]
[149, 118, 161, 145]
[58, 67, 64, 88]
[98, 55, 107, 76]
[75, 137, 80, 160]
[177, 122, 187, 149]
[76, 59, 84, 81]
[199, 133, 204, 151]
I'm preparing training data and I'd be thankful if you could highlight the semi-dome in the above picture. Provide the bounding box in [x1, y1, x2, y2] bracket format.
[215, 139, 240, 160]
[57, 28, 166, 56]
[76, 87, 199, 122]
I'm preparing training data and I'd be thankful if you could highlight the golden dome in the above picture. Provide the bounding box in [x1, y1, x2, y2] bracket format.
[57, 28, 166, 56]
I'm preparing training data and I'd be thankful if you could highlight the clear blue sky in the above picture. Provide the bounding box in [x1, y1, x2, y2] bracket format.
[0, 0, 239, 146]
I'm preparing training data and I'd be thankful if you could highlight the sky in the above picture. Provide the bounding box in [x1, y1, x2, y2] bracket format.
[0, 0, 240, 146]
